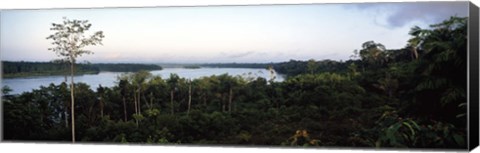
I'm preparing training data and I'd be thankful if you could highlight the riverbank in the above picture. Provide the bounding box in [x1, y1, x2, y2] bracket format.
[2, 71, 99, 78]
[2, 67, 285, 95]
[2, 61, 163, 78]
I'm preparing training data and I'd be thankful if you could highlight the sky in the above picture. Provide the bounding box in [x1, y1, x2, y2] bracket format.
[0, 2, 469, 63]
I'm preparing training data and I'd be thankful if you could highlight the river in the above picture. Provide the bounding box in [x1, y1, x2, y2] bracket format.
[1, 67, 284, 95]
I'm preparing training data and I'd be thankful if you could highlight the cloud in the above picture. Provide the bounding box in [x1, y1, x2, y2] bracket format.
[348, 2, 468, 28]
[220, 51, 256, 58]
[104, 53, 122, 60]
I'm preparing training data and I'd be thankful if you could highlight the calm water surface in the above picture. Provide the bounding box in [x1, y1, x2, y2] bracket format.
[2, 68, 284, 95]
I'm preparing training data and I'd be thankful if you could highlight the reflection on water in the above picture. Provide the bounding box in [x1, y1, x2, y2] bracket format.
[2, 68, 284, 95]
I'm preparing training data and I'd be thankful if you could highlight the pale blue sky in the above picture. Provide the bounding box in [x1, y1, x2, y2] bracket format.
[0, 2, 468, 63]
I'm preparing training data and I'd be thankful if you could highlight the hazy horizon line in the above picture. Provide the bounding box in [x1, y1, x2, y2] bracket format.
[1, 58, 349, 65]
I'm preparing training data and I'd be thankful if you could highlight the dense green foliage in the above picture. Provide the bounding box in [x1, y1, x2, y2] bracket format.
[2, 17, 467, 149]
[2, 61, 99, 78]
[272, 59, 351, 77]
[2, 61, 163, 78]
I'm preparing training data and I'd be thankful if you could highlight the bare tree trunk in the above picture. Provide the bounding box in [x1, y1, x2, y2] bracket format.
[133, 89, 138, 115]
[412, 47, 418, 60]
[222, 93, 225, 112]
[133, 88, 138, 126]
[137, 89, 141, 114]
[88, 104, 94, 126]
[170, 90, 174, 115]
[228, 88, 233, 113]
[123, 96, 127, 122]
[142, 93, 150, 108]
[64, 111, 68, 128]
[187, 82, 192, 116]
[138, 93, 140, 114]
[70, 62, 75, 143]
[64, 97, 69, 128]
[100, 102, 104, 117]
[100, 96, 104, 118]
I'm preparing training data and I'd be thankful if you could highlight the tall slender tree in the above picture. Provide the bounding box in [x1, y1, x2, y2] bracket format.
[119, 79, 129, 122]
[46, 17, 104, 143]
[97, 85, 105, 117]
[187, 79, 192, 116]
[359, 41, 387, 66]
[167, 74, 180, 115]
[132, 70, 152, 115]
[306, 59, 318, 74]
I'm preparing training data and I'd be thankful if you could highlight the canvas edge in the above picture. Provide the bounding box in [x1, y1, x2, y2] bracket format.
[468, 1, 480, 151]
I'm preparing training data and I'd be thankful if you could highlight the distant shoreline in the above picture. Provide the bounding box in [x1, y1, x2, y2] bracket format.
[2, 59, 349, 78]
[2, 61, 163, 78]
[2, 71, 99, 79]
